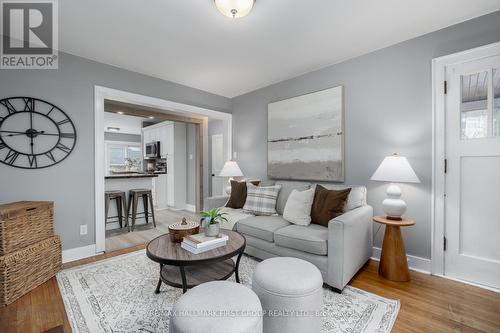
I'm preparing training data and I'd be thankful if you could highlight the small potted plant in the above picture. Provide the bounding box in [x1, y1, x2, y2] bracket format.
[200, 208, 228, 237]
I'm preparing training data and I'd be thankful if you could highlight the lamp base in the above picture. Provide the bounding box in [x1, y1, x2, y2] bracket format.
[382, 184, 407, 220]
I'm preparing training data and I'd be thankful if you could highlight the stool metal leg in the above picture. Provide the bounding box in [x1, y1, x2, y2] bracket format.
[148, 193, 156, 228]
[104, 195, 110, 224]
[143, 194, 149, 224]
[121, 193, 130, 232]
[132, 193, 138, 231]
[116, 196, 123, 228]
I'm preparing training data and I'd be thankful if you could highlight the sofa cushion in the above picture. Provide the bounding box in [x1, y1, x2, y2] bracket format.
[225, 180, 260, 209]
[237, 216, 290, 242]
[243, 184, 281, 216]
[275, 181, 311, 215]
[274, 224, 329, 255]
[311, 185, 351, 226]
[282, 188, 315, 226]
[318, 184, 367, 211]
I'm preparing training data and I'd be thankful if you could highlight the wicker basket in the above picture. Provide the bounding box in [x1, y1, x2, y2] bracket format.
[169, 218, 200, 243]
[0, 235, 61, 307]
[0, 201, 54, 256]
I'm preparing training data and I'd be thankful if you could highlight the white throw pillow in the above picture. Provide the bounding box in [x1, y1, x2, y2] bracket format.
[282, 188, 315, 225]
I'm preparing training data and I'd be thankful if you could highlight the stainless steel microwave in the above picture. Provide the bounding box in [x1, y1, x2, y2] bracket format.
[145, 141, 160, 158]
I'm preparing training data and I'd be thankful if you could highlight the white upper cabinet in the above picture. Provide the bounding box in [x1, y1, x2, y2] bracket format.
[143, 121, 173, 158]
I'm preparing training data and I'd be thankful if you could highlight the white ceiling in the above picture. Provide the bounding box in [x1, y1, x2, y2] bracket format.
[60, 0, 500, 98]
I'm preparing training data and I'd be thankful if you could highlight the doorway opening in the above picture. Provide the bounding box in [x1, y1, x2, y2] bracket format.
[95, 87, 232, 253]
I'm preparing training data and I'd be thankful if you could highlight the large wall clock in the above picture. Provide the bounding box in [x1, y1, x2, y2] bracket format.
[0, 97, 77, 169]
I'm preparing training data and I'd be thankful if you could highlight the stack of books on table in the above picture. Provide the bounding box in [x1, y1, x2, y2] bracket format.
[181, 233, 229, 254]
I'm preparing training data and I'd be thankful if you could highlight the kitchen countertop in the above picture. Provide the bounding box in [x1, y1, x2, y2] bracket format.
[105, 173, 159, 179]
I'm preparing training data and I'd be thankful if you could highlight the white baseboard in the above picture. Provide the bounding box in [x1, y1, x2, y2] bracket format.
[185, 204, 196, 212]
[62, 244, 101, 263]
[371, 247, 431, 274]
[434, 274, 500, 293]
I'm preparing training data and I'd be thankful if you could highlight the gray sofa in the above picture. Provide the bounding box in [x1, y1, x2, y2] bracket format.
[204, 181, 373, 291]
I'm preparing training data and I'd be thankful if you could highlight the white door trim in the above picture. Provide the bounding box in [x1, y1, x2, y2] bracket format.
[94, 86, 232, 253]
[431, 41, 500, 276]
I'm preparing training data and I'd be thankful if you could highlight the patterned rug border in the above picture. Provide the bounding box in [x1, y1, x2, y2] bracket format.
[57, 249, 400, 333]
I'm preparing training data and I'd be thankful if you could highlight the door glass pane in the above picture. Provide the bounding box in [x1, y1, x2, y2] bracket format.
[461, 71, 488, 139]
[494, 69, 500, 136]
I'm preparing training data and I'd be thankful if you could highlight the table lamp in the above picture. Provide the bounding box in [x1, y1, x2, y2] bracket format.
[370, 153, 420, 220]
[219, 160, 244, 194]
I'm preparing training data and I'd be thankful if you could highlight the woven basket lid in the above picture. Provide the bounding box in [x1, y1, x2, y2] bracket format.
[169, 218, 198, 231]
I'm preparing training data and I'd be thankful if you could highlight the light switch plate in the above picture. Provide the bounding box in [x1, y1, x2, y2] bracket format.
[80, 224, 88, 235]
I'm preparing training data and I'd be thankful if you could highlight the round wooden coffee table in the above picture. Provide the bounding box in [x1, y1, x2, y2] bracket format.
[146, 230, 246, 293]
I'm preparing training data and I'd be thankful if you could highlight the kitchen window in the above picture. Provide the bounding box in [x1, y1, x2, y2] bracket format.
[105, 142, 142, 172]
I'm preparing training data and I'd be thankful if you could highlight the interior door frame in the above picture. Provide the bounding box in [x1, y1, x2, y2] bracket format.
[94, 86, 232, 253]
[431, 41, 500, 277]
[211, 133, 224, 196]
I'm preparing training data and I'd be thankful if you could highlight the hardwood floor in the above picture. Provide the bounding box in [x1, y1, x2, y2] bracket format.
[1, 246, 499, 333]
[105, 209, 199, 252]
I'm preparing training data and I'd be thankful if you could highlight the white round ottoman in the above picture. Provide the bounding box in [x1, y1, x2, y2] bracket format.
[169, 281, 263, 333]
[252, 257, 323, 333]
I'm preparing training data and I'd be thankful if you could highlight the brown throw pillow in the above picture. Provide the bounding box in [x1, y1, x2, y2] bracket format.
[225, 180, 260, 209]
[310, 185, 351, 227]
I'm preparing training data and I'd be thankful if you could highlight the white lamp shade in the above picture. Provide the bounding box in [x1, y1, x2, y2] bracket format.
[370, 154, 420, 183]
[219, 160, 244, 177]
[214, 0, 255, 18]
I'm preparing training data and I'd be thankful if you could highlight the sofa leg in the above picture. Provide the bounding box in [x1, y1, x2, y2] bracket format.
[323, 283, 342, 293]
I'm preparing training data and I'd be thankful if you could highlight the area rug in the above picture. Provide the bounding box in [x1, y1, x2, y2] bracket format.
[57, 250, 399, 333]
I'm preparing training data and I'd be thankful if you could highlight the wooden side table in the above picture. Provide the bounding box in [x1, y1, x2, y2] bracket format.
[373, 216, 415, 282]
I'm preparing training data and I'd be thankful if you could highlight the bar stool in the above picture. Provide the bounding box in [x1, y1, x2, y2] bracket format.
[128, 189, 156, 231]
[105, 190, 129, 231]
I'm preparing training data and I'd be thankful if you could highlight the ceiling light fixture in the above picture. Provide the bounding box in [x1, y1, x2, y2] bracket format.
[214, 0, 255, 19]
[107, 127, 120, 132]
[148, 116, 155, 119]
[117, 111, 124, 115]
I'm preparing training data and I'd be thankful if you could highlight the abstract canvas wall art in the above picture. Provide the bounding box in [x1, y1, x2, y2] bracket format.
[267, 86, 344, 181]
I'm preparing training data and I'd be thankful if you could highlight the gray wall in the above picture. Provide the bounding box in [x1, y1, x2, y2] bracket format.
[104, 132, 141, 143]
[186, 123, 197, 206]
[231, 11, 500, 260]
[0, 52, 231, 251]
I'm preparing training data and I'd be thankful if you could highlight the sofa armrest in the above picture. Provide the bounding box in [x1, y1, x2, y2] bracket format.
[327, 205, 373, 290]
[203, 196, 229, 210]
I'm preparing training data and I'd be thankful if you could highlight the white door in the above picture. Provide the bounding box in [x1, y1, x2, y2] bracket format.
[211, 134, 224, 196]
[445, 54, 500, 289]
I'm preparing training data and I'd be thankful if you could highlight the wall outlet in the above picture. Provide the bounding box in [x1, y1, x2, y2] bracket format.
[189, 154, 193, 160]
[80, 224, 88, 235]
[233, 151, 238, 159]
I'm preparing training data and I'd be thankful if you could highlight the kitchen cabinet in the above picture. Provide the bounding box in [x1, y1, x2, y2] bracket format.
[143, 122, 174, 158]
[143, 121, 187, 210]
[153, 174, 168, 209]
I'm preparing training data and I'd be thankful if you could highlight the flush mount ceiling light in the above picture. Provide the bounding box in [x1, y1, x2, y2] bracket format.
[214, 0, 255, 19]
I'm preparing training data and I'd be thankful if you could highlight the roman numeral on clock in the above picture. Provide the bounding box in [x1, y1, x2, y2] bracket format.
[23, 98, 34, 111]
[45, 151, 56, 162]
[5, 150, 19, 165]
[28, 155, 38, 168]
[0, 100, 17, 114]
[56, 119, 70, 126]
[56, 143, 71, 153]
[60, 133, 76, 139]
[0, 141, 6, 150]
